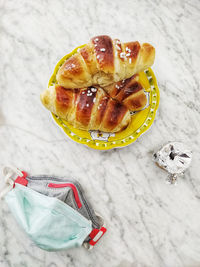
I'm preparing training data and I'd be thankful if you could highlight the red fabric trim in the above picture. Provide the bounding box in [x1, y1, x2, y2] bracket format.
[14, 171, 28, 187]
[48, 183, 82, 209]
[89, 227, 107, 246]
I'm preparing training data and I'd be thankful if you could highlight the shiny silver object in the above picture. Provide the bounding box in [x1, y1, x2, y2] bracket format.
[153, 142, 192, 184]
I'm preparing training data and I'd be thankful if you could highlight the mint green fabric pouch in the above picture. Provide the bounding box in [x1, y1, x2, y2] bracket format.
[5, 183, 92, 251]
[0, 167, 107, 251]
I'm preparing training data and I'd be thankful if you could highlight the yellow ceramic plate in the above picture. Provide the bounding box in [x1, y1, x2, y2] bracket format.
[48, 45, 160, 150]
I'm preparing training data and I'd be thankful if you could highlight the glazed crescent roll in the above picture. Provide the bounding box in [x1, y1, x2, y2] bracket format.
[41, 85, 131, 133]
[57, 35, 155, 88]
[104, 74, 147, 111]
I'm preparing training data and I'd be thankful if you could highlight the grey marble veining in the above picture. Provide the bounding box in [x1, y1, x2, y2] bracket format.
[0, 0, 200, 266]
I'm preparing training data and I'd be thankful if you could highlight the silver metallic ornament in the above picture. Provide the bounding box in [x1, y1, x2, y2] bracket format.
[153, 142, 192, 184]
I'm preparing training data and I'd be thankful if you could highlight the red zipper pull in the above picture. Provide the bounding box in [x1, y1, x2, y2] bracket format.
[48, 183, 82, 209]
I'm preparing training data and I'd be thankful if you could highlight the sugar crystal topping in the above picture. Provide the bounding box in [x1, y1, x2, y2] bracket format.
[91, 87, 97, 92]
[120, 52, 126, 59]
[87, 93, 92, 96]
[126, 47, 131, 52]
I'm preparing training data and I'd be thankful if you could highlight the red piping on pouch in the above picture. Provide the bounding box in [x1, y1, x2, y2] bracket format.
[14, 171, 28, 187]
[48, 183, 82, 209]
[89, 227, 107, 246]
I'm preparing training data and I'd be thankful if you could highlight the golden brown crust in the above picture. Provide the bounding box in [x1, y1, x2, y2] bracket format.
[56, 35, 155, 89]
[42, 36, 155, 132]
[123, 42, 141, 60]
[60, 56, 83, 77]
[91, 35, 114, 73]
[141, 43, 155, 60]
[104, 74, 147, 111]
[79, 45, 97, 74]
[57, 52, 92, 88]
[95, 95, 110, 127]
[123, 91, 147, 110]
[76, 88, 97, 127]
[137, 43, 155, 71]
[114, 39, 123, 60]
[56, 86, 73, 107]
[102, 100, 129, 132]
[40, 85, 131, 133]
[116, 76, 143, 102]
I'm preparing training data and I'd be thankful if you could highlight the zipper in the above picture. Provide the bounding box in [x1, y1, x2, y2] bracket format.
[72, 183, 101, 228]
[48, 183, 82, 209]
[28, 176, 100, 228]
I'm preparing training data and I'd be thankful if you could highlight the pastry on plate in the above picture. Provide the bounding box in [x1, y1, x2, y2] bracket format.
[41, 85, 131, 133]
[104, 74, 147, 111]
[57, 35, 155, 88]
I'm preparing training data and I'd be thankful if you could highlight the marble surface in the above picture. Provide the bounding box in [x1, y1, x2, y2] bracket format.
[0, 0, 200, 266]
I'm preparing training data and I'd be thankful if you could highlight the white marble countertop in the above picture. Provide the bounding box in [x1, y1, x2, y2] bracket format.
[0, 0, 200, 266]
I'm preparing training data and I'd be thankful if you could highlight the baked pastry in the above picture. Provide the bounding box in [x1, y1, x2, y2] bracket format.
[41, 85, 131, 132]
[104, 74, 147, 111]
[57, 35, 155, 89]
